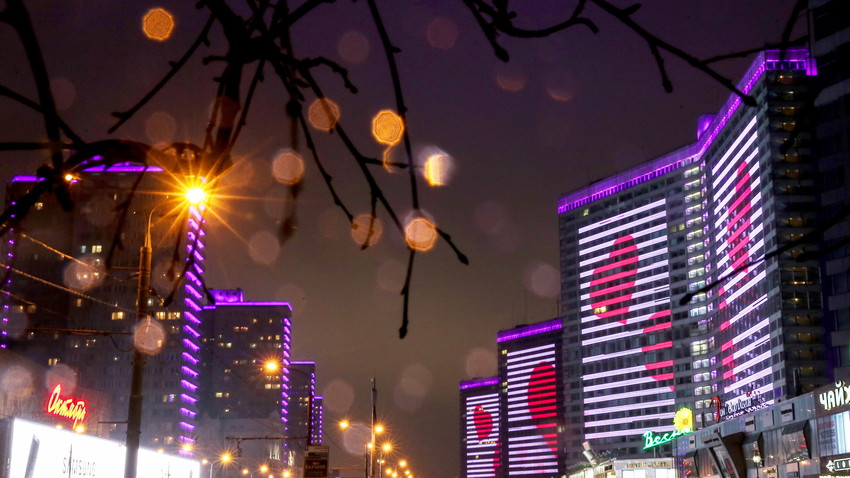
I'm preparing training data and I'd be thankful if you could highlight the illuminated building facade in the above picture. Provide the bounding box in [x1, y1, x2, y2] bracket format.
[459, 377, 501, 478]
[497, 319, 565, 478]
[1, 164, 203, 450]
[558, 50, 822, 460]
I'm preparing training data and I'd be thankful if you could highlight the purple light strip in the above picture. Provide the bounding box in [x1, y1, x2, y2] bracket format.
[557, 49, 815, 214]
[459, 377, 499, 390]
[497, 318, 563, 342]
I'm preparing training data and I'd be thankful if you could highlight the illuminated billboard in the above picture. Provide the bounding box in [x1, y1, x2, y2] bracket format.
[707, 114, 773, 416]
[577, 197, 675, 440]
[5, 418, 200, 478]
[460, 378, 501, 478]
[497, 319, 563, 477]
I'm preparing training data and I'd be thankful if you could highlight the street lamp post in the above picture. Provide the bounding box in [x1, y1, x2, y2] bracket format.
[124, 187, 207, 478]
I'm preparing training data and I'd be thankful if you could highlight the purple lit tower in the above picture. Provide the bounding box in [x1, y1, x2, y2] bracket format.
[459, 377, 501, 478]
[1, 162, 209, 451]
[200, 289, 293, 465]
[496, 319, 565, 478]
[558, 50, 822, 461]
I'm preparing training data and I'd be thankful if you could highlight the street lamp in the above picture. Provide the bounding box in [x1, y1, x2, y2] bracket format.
[205, 453, 233, 478]
[124, 186, 209, 478]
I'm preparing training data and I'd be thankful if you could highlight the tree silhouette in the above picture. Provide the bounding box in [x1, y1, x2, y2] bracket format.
[0, 0, 808, 337]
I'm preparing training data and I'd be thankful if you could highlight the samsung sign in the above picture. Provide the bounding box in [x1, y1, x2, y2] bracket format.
[6, 418, 200, 478]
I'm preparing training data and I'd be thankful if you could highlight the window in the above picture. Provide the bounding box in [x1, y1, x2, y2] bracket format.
[92, 244, 103, 253]
[112, 311, 125, 320]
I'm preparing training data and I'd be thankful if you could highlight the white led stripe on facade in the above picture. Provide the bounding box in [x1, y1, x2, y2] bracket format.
[506, 343, 555, 358]
[579, 236, 668, 268]
[723, 297, 769, 333]
[730, 350, 772, 376]
[579, 272, 667, 302]
[710, 115, 758, 176]
[578, 199, 667, 234]
[579, 248, 668, 279]
[584, 412, 674, 428]
[580, 285, 668, 312]
[713, 157, 761, 215]
[719, 270, 767, 309]
[579, 224, 668, 257]
[580, 298, 670, 327]
[505, 361, 556, 378]
[582, 362, 669, 381]
[712, 133, 759, 192]
[724, 366, 773, 393]
[583, 399, 675, 416]
[579, 261, 669, 291]
[715, 221, 765, 265]
[584, 425, 674, 440]
[581, 308, 669, 335]
[583, 386, 673, 404]
[583, 374, 671, 392]
[578, 211, 667, 246]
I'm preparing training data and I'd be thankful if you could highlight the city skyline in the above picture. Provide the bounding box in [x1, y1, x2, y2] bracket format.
[0, 2, 809, 477]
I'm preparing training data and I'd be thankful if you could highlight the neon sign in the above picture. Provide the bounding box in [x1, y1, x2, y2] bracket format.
[642, 408, 693, 449]
[46, 384, 87, 427]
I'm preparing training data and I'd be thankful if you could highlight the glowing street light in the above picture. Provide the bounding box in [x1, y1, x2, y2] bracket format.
[125, 183, 211, 478]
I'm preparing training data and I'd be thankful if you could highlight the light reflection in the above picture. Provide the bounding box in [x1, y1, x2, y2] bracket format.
[142, 8, 175, 42]
[272, 149, 305, 185]
[351, 214, 383, 247]
[404, 217, 437, 252]
[426, 18, 459, 50]
[338, 30, 370, 65]
[372, 110, 405, 172]
[309, 98, 340, 132]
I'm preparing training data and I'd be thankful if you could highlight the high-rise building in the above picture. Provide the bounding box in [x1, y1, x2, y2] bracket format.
[497, 319, 566, 478]
[459, 377, 501, 478]
[809, 0, 850, 377]
[0, 162, 320, 467]
[557, 49, 821, 460]
[1, 163, 204, 450]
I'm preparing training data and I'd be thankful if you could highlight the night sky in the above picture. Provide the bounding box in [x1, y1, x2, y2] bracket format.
[0, 1, 804, 477]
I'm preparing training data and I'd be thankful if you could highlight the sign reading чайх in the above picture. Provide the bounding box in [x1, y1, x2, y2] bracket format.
[816, 381, 850, 416]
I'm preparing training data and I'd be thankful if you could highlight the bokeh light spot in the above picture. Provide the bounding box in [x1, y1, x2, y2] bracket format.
[351, 214, 383, 247]
[0, 365, 34, 401]
[340, 421, 371, 456]
[524, 262, 560, 298]
[143, 8, 175, 42]
[272, 149, 305, 185]
[50, 77, 76, 111]
[322, 379, 354, 413]
[372, 110, 404, 146]
[338, 30, 370, 65]
[495, 68, 527, 93]
[3, 309, 28, 340]
[546, 72, 577, 102]
[405, 217, 438, 252]
[248, 231, 280, 265]
[134, 318, 166, 355]
[145, 111, 177, 145]
[376, 259, 405, 293]
[63, 254, 105, 291]
[46, 363, 78, 394]
[424, 153, 452, 187]
[309, 98, 340, 132]
[465, 347, 497, 378]
[426, 17, 459, 50]
[393, 363, 433, 411]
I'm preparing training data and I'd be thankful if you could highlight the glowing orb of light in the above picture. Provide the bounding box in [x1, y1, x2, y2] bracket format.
[351, 214, 383, 247]
[423, 152, 452, 186]
[63, 254, 105, 291]
[142, 8, 175, 42]
[404, 217, 438, 252]
[134, 318, 166, 355]
[371, 110, 404, 146]
[272, 149, 305, 185]
[308, 98, 341, 132]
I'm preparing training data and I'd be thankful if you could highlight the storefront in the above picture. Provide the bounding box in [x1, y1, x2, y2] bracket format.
[0, 418, 200, 478]
[674, 382, 850, 478]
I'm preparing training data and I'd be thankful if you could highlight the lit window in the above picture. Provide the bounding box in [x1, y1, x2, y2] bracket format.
[92, 245, 103, 253]
[81, 245, 87, 253]
[155, 312, 166, 320]
[112, 311, 125, 320]
[35, 202, 44, 210]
